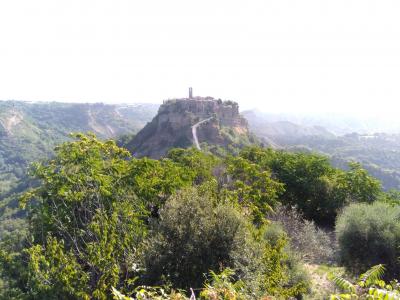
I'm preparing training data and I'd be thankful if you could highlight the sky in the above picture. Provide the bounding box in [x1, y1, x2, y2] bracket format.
[1, 0, 400, 113]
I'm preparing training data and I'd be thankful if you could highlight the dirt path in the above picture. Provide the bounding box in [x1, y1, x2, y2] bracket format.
[191, 117, 213, 150]
[304, 263, 342, 299]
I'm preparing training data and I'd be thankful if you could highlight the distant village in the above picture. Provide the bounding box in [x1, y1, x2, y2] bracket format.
[163, 87, 220, 104]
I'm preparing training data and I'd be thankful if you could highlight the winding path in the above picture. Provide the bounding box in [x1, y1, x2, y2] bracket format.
[192, 117, 213, 150]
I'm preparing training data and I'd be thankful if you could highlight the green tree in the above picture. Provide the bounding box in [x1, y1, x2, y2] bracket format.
[238, 147, 382, 226]
[128, 157, 194, 213]
[343, 162, 381, 203]
[167, 148, 219, 184]
[224, 155, 284, 224]
[141, 186, 309, 299]
[1, 134, 148, 299]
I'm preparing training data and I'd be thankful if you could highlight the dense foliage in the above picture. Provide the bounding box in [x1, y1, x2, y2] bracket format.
[0, 135, 307, 299]
[0, 101, 158, 241]
[0, 133, 398, 299]
[233, 147, 381, 225]
[142, 187, 253, 290]
[336, 202, 400, 279]
[329, 264, 400, 299]
[2, 134, 151, 299]
[267, 205, 335, 264]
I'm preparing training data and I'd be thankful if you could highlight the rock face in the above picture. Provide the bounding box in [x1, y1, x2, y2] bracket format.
[127, 97, 249, 158]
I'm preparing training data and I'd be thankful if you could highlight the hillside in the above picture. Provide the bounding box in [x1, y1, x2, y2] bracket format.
[244, 110, 400, 190]
[0, 102, 399, 299]
[2, 134, 397, 299]
[0, 101, 158, 193]
[127, 94, 253, 158]
[291, 133, 400, 191]
[0, 100, 158, 236]
[243, 110, 400, 135]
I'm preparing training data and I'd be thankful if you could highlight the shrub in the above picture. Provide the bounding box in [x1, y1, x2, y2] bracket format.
[267, 205, 336, 264]
[283, 249, 312, 296]
[0, 134, 149, 299]
[254, 234, 311, 298]
[263, 222, 287, 247]
[329, 264, 400, 299]
[336, 202, 400, 278]
[141, 187, 259, 290]
[112, 286, 187, 300]
[200, 269, 247, 300]
[141, 187, 310, 299]
[238, 147, 382, 226]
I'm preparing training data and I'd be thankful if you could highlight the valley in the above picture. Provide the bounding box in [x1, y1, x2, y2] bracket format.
[1, 97, 400, 299]
[244, 110, 400, 190]
[0, 101, 158, 237]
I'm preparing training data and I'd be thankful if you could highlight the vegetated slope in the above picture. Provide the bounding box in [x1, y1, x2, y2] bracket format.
[127, 97, 255, 158]
[244, 110, 400, 190]
[0, 100, 158, 236]
[0, 135, 389, 299]
[243, 111, 335, 147]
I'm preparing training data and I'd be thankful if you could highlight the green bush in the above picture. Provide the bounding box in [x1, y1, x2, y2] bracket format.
[263, 222, 287, 247]
[329, 264, 400, 299]
[141, 187, 310, 298]
[0, 134, 150, 299]
[262, 223, 312, 297]
[238, 147, 382, 226]
[268, 205, 336, 264]
[336, 202, 400, 278]
[141, 187, 259, 290]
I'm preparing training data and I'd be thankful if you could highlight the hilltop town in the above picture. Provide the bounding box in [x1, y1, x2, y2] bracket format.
[126, 88, 252, 158]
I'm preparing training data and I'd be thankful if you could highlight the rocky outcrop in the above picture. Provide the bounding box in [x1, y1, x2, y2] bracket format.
[127, 98, 250, 158]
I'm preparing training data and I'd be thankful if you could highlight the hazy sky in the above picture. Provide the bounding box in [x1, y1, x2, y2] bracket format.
[1, 0, 400, 113]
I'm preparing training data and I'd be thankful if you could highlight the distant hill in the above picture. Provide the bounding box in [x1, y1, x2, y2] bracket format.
[243, 110, 400, 191]
[243, 110, 400, 135]
[127, 96, 254, 158]
[242, 111, 335, 148]
[3, 99, 400, 239]
[0, 101, 159, 192]
[0, 100, 158, 237]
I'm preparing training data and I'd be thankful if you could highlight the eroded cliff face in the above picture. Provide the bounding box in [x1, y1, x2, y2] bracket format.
[127, 98, 250, 158]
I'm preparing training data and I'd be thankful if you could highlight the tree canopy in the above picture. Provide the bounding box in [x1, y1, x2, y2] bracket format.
[0, 134, 392, 299]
